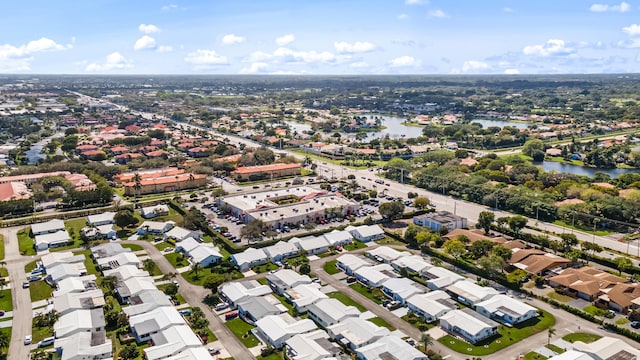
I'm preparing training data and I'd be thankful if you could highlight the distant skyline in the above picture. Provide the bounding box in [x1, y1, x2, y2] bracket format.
[3, 1, 640, 75]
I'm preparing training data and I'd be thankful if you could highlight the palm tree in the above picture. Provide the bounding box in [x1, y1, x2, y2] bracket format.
[100, 275, 118, 294]
[132, 172, 142, 197]
[430, 257, 442, 267]
[547, 327, 556, 345]
[191, 262, 201, 279]
[0, 330, 8, 355]
[421, 333, 433, 353]
[143, 259, 156, 275]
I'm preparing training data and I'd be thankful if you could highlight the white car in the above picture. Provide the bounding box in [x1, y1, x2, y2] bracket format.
[24, 335, 32, 345]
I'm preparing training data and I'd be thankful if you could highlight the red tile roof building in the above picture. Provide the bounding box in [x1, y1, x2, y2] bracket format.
[231, 163, 301, 181]
[123, 173, 207, 196]
[0, 182, 31, 201]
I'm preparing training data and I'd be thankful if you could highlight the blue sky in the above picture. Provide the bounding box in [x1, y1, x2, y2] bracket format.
[2, 0, 640, 74]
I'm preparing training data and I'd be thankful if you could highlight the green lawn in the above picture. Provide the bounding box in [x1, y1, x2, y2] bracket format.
[0, 235, 4, 260]
[121, 243, 143, 251]
[24, 260, 38, 273]
[155, 241, 174, 252]
[552, 220, 614, 236]
[546, 344, 565, 354]
[344, 241, 366, 251]
[367, 317, 395, 330]
[323, 260, 340, 275]
[72, 250, 99, 275]
[29, 281, 53, 302]
[583, 305, 609, 317]
[165, 252, 189, 268]
[327, 291, 366, 312]
[562, 332, 602, 344]
[17, 228, 36, 256]
[0, 268, 7, 278]
[507, 269, 529, 283]
[65, 218, 87, 241]
[402, 313, 436, 331]
[142, 259, 163, 276]
[0, 290, 12, 311]
[350, 283, 386, 305]
[547, 291, 572, 303]
[32, 318, 53, 343]
[252, 262, 279, 274]
[524, 352, 548, 360]
[257, 352, 283, 360]
[375, 236, 405, 246]
[156, 284, 186, 305]
[226, 318, 259, 348]
[439, 309, 556, 355]
[616, 317, 630, 325]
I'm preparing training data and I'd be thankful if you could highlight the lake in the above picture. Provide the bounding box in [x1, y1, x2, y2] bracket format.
[536, 161, 639, 179]
[24, 132, 63, 165]
[471, 119, 531, 130]
[283, 121, 312, 134]
[359, 115, 424, 141]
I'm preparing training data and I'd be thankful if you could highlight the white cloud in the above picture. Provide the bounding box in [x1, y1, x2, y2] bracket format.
[617, 38, 640, 48]
[138, 24, 161, 34]
[397, 13, 409, 20]
[405, 0, 427, 5]
[389, 55, 419, 67]
[590, 1, 630, 12]
[0, 37, 69, 72]
[350, 62, 369, 68]
[272, 47, 337, 64]
[157, 45, 173, 53]
[184, 49, 228, 67]
[623, 24, 640, 35]
[504, 7, 513, 13]
[275, 34, 295, 46]
[247, 51, 272, 62]
[523, 39, 574, 56]
[161, 4, 177, 10]
[462, 60, 489, 72]
[222, 34, 246, 45]
[134, 35, 156, 50]
[428, 10, 448, 18]
[240, 62, 269, 74]
[504, 68, 520, 74]
[333, 41, 375, 54]
[85, 52, 132, 72]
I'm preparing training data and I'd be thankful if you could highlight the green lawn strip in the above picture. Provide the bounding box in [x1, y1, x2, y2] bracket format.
[562, 332, 602, 343]
[165, 252, 189, 268]
[524, 352, 548, 360]
[32, 318, 53, 343]
[323, 260, 340, 275]
[583, 305, 609, 317]
[402, 313, 436, 331]
[226, 318, 259, 348]
[438, 309, 556, 356]
[0, 268, 7, 278]
[252, 262, 279, 274]
[326, 291, 366, 312]
[257, 353, 283, 360]
[616, 318, 630, 325]
[121, 243, 143, 251]
[546, 291, 572, 303]
[29, 281, 53, 302]
[349, 283, 386, 305]
[256, 278, 268, 285]
[155, 241, 174, 252]
[17, 228, 36, 256]
[153, 207, 184, 226]
[143, 260, 163, 276]
[344, 241, 366, 251]
[375, 236, 405, 246]
[506, 269, 529, 283]
[551, 220, 614, 236]
[25, 260, 38, 273]
[270, 292, 295, 316]
[64, 218, 87, 241]
[72, 250, 100, 275]
[0, 234, 4, 260]
[546, 344, 565, 354]
[367, 317, 395, 331]
[0, 290, 12, 312]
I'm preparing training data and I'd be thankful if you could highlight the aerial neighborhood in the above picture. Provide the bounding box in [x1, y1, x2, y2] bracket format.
[0, 75, 639, 360]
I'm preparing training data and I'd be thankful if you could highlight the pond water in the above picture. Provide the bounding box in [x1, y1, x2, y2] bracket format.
[25, 139, 48, 164]
[471, 119, 531, 130]
[359, 115, 424, 141]
[535, 161, 639, 179]
[283, 121, 313, 134]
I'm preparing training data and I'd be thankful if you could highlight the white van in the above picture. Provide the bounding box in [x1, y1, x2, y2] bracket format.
[39, 336, 55, 347]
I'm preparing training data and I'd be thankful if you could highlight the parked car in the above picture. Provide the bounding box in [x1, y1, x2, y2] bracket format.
[631, 321, 640, 329]
[215, 302, 229, 311]
[208, 347, 221, 355]
[179, 309, 192, 316]
[24, 335, 32, 345]
[38, 337, 55, 347]
[346, 276, 356, 283]
[225, 311, 238, 320]
[22, 281, 30, 289]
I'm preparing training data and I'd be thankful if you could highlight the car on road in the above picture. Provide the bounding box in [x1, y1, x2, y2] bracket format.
[631, 321, 640, 329]
[38, 337, 55, 347]
[24, 335, 32, 345]
[208, 347, 221, 355]
[22, 281, 30, 289]
[0, 310, 4, 316]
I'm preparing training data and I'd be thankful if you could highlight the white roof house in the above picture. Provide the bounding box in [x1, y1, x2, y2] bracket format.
[284, 283, 328, 312]
[91, 242, 131, 259]
[162, 347, 211, 360]
[391, 255, 432, 274]
[347, 224, 384, 242]
[231, 247, 268, 272]
[285, 329, 342, 360]
[87, 212, 115, 226]
[175, 237, 201, 253]
[547, 350, 596, 360]
[355, 263, 398, 288]
[381, 277, 427, 303]
[46, 262, 87, 285]
[103, 265, 149, 281]
[266, 269, 312, 295]
[115, 276, 157, 303]
[54, 308, 106, 339]
[263, 241, 299, 262]
[571, 336, 640, 360]
[176, 237, 222, 267]
[137, 221, 175, 235]
[439, 308, 499, 345]
[144, 325, 204, 360]
[53, 289, 106, 316]
[54, 330, 112, 360]
[254, 314, 317, 349]
[164, 226, 202, 242]
[422, 266, 465, 290]
[53, 275, 98, 297]
[475, 294, 538, 326]
[32, 219, 65, 235]
[35, 230, 70, 251]
[219, 280, 272, 308]
[405, 290, 456, 323]
[123, 289, 173, 317]
[97, 252, 141, 270]
[289, 236, 330, 255]
[238, 295, 286, 324]
[326, 317, 390, 350]
[42, 252, 84, 269]
[445, 280, 499, 306]
[336, 254, 375, 275]
[307, 298, 360, 328]
[130, 307, 187, 343]
[366, 246, 409, 264]
[322, 230, 353, 246]
[355, 335, 427, 360]
[140, 204, 169, 219]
